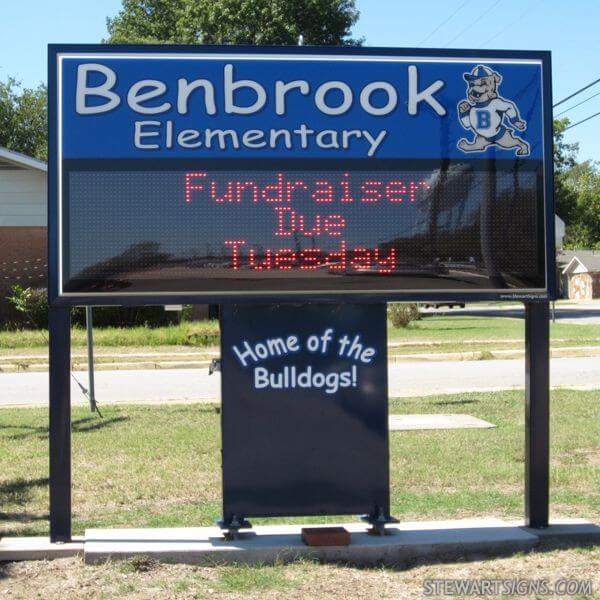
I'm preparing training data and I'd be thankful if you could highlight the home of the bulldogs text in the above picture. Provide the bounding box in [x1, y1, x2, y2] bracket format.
[232, 328, 376, 394]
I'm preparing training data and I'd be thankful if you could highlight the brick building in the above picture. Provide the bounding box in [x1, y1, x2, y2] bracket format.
[0, 147, 47, 323]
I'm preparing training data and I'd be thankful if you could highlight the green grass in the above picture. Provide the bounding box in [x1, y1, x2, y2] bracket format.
[1, 315, 600, 354]
[389, 391, 599, 519]
[386, 315, 600, 355]
[0, 320, 220, 351]
[216, 564, 295, 593]
[389, 315, 600, 343]
[1, 389, 598, 538]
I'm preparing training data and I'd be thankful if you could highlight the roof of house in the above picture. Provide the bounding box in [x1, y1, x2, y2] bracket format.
[557, 250, 576, 266]
[0, 146, 47, 172]
[556, 248, 594, 266]
[562, 250, 600, 275]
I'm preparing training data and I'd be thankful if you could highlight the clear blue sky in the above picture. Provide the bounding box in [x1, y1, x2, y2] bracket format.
[0, 0, 598, 160]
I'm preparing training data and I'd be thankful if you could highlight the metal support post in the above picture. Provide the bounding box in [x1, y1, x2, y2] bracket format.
[524, 301, 550, 528]
[49, 305, 72, 542]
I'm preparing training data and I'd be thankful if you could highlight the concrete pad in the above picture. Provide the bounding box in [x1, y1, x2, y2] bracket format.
[4, 519, 598, 565]
[520, 518, 600, 545]
[83, 518, 538, 566]
[389, 414, 495, 431]
[0, 536, 83, 562]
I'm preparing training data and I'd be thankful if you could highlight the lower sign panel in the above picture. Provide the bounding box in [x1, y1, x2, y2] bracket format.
[220, 303, 390, 521]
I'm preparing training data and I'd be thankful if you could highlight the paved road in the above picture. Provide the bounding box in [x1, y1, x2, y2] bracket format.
[423, 301, 600, 325]
[1, 356, 598, 408]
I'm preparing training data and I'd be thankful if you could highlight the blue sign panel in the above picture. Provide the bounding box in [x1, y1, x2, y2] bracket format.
[49, 45, 554, 303]
[60, 54, 543, 160]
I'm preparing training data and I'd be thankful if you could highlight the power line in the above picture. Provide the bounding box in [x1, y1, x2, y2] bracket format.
[564, 110, 600, 131]
[480, 1, 542, 47]
[444, 0, 502, 47]
[554, 77, 600, 108]
[555, 90, 600, 117]
[417, 0, 471, 47]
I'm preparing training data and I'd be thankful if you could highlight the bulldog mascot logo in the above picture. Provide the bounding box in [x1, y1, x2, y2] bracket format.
[457, 65, 530, 156]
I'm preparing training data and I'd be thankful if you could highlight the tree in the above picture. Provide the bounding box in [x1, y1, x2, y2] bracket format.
[106, 0, 186, 44]
[106, 0, 362, 45]
[0, 78, 47, 161]
[553, 117, 578, 173]
[562, 161, 600, 249]
[553, 117, 579, 225]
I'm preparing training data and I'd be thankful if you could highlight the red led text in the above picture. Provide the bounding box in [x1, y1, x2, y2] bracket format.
[185, 171, 430, 275]
[185, 172, 429, 204]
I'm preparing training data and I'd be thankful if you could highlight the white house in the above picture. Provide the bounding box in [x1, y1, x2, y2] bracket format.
[0, 146, 47, 321]
[561, 251, 600, 300]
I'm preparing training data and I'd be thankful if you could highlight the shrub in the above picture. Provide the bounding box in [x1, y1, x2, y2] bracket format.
[185, 322, 220, 346]
[6, 285, 193, 329]
[387, 303, 420, 328]
[88, 305, 189, 328]
[7, 285, 49, 328]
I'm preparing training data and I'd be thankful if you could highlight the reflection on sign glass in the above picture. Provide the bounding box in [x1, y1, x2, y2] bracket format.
[63, 164, 544, 294]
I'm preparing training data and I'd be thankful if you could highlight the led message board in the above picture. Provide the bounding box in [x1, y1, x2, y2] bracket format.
[50, 46, 554, 303]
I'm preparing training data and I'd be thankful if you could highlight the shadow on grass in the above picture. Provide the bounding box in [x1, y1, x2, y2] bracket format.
[0, 415, 129, 440]
[317, 537, 599, 573]
[1, 523, 49, 538]
[72, 415, 129, 433]
[433, 399, 479, 406]
[0, 477, 51, 530]
[0, 511, 48, 523]
[415, 325, 486, 332]
[195, 405, 221, 414]
[0, 477, 48, 506]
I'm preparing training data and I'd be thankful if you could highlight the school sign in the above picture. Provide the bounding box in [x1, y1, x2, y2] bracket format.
[46, 45, 555, 543]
